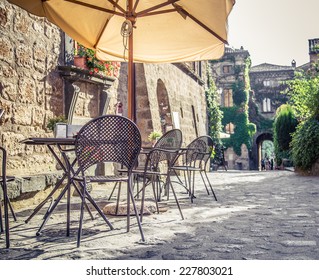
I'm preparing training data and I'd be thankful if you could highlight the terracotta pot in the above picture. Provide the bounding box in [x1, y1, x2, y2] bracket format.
[73, 56, 88, 69]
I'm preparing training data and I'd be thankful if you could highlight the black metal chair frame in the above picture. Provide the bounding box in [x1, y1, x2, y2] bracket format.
[135, 129, 184, 221]
[73, 115, 144, 247]
[109, 129, 183, 217]
[171, 135, 217, 203]
[22, 138, 95, 239]
[0, 147, 17, 248]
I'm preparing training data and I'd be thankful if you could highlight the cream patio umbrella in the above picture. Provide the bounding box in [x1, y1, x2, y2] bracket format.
[8, 0, 235, 120]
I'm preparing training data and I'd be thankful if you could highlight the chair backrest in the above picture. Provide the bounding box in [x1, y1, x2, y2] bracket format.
[144, 129, 183, 171]
[75, 115, 141, 172]
[185, 135, 214, 166]
[154, 129, 183, 150]
[198, 136, 214, 169]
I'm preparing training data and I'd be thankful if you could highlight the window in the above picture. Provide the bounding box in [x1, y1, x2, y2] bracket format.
[263, 80, 279, 87]
[262, 98, 271, 112]
[225, 122, 235, 134]
[223, 65, 232, 74]
[223, 89, 233, 107]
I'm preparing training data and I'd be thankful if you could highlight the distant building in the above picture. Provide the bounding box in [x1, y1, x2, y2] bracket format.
[210, 46, 252, 170]
[210, 38, 318, 170]
[249, 62, 295, 169]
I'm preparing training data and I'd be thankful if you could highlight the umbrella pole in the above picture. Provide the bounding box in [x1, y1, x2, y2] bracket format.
[127, 0, 135, 122]
[128, 31, 135, 122]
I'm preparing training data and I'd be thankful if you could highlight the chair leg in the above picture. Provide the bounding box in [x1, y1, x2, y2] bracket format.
[108, 182, 118, 201]
[139, 174, 147, 222]
[151, 178, 160, 214]
[77, 180, 86, 247]
[203, 171, 217, 201]
[115, 182, 122, 215]
[3, 181, 10, 248]
[200, 170, 210, 195]
[127, 178, 145, 241]
[84, 190, 113, 229]
[167, 174, 184, 220]
[0, 199, 3, 233]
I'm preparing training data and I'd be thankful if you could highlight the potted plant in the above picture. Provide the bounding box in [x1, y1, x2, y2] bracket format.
[74, 42, 121, 77]
[148, 131, 162, 146]
[73, 42, 88, 69]
[47, 115, 67, 137]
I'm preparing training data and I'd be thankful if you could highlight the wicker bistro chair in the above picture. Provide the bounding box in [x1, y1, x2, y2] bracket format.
[73, 115, 144, 247]
[171, 135, 217, 203]
[0, 147, 17, 249]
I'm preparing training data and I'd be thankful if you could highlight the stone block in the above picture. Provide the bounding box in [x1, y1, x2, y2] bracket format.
[15, 45, 32, 68]
[13, 12, 30, 34]
[21, 175, 46, 194]
[0, 37, 13, 63]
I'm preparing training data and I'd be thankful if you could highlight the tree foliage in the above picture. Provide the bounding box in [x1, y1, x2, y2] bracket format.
[291, 119, 319, 171]
[273, 104, 298, 165]
[284, 68, 319, 121]
[284, 60, 319, 172]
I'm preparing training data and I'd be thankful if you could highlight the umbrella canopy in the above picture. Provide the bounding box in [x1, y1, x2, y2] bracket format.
[8, 0, 235, 119]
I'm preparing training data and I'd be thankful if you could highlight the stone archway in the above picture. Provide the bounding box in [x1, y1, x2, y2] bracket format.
[255, 132, 274, 170]
[156, 79, 173, 134]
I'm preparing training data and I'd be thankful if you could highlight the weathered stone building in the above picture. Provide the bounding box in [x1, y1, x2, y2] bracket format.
[0, 1, 208, 204]
[210, 46, 253, 170]
[249, 62, 295, 170]
[212, 38, 318, 171]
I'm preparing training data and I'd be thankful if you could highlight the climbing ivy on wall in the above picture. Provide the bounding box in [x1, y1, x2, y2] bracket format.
[221, 106, 256, 155]
[221, 57, 256, 156]
[206, 68, 223, 143]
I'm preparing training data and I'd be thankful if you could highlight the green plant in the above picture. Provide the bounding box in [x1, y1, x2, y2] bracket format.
[232, 80, 248, 106]
[148, 131, 162, 141]
[75, 42, 121, 77]
[273, 104, 298, 165]
[47, 115, 67, 131]
[291, 119, 319, 171]
[205, 68, 223, 142]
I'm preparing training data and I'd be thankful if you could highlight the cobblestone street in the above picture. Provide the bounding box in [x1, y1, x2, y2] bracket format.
[1, 170, 319, 260]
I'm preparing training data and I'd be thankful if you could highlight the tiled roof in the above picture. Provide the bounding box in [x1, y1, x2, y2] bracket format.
[250, 63, 295, 73]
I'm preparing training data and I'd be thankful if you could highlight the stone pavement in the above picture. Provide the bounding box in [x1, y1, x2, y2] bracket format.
[1, 170, 319, 260]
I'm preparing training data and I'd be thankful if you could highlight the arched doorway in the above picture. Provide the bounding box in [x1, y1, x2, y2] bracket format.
[156, 79, 173, 134]
[256, 133, 274, 170]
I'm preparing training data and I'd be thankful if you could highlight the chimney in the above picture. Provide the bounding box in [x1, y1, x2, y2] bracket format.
[291, 59, 296, 68]
[309, 38, 319, 63]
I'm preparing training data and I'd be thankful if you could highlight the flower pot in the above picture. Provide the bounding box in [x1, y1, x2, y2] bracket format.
[74, 56, 88, 69]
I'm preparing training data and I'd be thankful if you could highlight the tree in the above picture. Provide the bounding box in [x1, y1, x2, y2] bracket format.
[284, 60, 319, 172]
[273, 104, 298, 166]
[284, 69, 319, 122]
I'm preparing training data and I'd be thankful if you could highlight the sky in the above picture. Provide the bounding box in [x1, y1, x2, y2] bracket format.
[227, 0, 319, 67]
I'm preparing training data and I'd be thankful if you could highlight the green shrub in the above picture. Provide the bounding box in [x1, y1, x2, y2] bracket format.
[291, 119, 319, 171]
[273, 104, 298, 164]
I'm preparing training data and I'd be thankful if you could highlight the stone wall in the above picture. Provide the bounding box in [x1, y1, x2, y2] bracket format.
[0, 2, 65, 176]
[117, 63, 208, 147]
